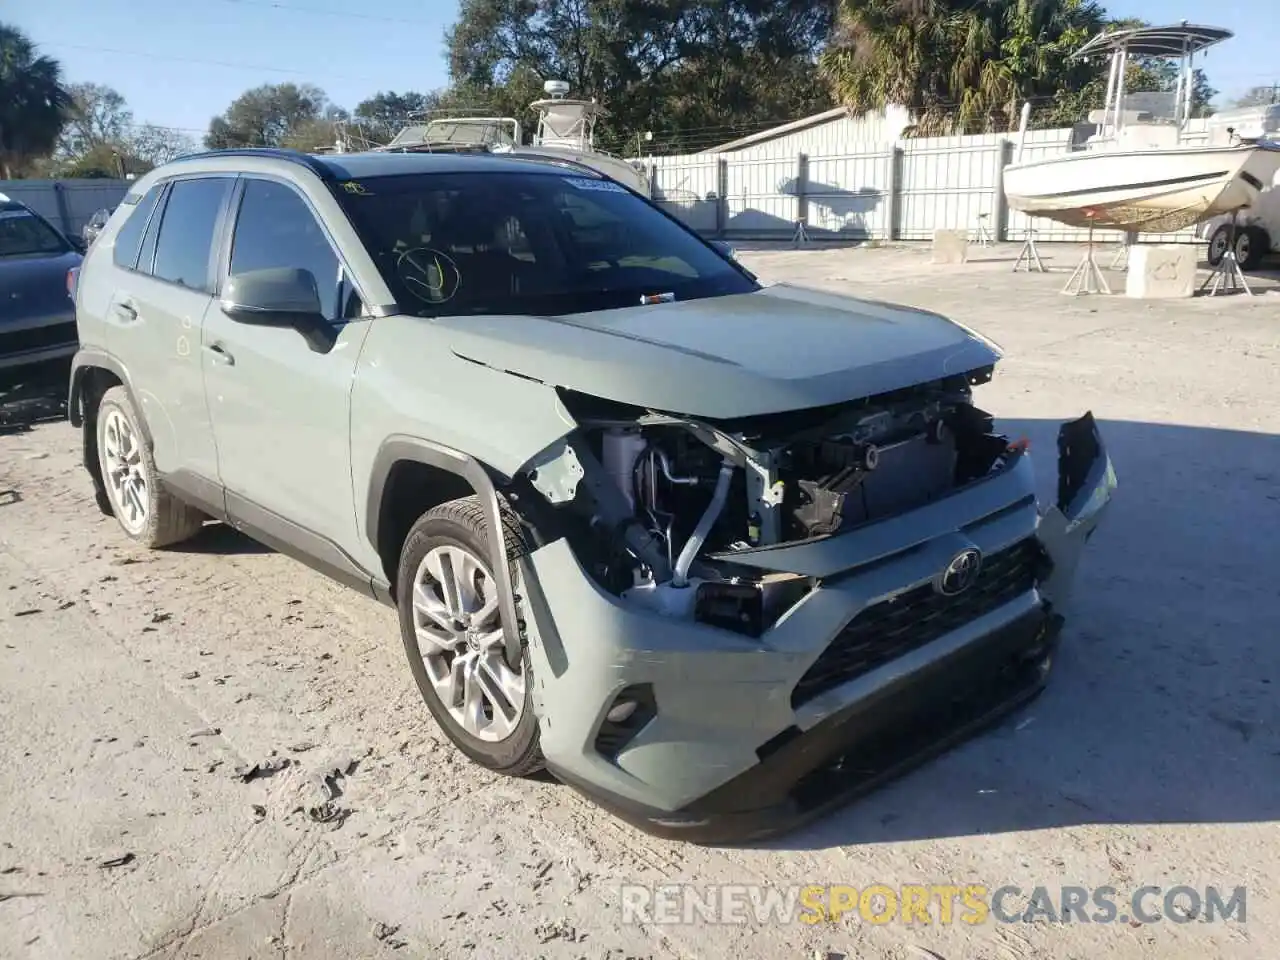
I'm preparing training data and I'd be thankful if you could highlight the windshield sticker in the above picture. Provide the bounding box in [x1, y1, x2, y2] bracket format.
[340, 180, 372, 196]
[396, 247, 461, 305]
[562, 177, 627, 193]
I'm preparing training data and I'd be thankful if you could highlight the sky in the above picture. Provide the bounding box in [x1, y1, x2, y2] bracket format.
[6, 0, 1279, 145]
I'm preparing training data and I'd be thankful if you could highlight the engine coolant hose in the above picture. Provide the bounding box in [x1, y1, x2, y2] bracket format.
[671, 459, 736, 588]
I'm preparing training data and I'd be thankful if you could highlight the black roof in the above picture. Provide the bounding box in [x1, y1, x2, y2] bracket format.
[167, 147, 597, 182]
[1072, 23, 1232, 60]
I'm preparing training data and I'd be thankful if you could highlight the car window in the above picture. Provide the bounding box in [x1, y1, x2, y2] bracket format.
[0, 205, 68, 258]
[112, 186, 163, 269]
[230, 179, 343, 322]
[333, 171, 755, 318]
[151, 178, 231, 292]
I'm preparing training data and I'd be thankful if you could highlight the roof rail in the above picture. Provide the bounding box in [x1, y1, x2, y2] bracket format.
[169, 147, 334, 179]
[498, 152, 605, 178]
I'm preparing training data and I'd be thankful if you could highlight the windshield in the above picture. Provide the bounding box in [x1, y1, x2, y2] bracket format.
[0, 206, 69, 258]
[333, 171, 756, 317]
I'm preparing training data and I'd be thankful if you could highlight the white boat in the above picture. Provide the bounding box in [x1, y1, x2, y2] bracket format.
[1003, 24, 1280, 233]
[376, 81, 651, 197]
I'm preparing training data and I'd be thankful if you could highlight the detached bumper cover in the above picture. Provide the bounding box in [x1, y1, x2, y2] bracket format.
[520, 412, 1115, 843]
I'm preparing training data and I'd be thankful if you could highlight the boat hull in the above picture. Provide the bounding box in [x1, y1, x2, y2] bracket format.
[1003, 144, 1280, 232]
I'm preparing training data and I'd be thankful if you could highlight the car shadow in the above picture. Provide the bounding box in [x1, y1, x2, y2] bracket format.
[178, 521, 272, 555]
[735, 416, 1280, 850]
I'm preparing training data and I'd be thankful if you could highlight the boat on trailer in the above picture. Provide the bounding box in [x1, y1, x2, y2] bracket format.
[375, 81, 651, 197]
[1003, 23, 1280, 234]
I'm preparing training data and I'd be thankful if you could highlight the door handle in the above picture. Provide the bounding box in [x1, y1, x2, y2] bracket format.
[203, 343, 235, 366]
[110, 302, 138, 324]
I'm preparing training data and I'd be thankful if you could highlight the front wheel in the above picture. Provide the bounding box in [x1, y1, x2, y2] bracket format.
[396, 496, 544, 777]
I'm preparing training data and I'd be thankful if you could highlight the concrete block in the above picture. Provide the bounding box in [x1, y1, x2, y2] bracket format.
[931, 229, 970, 264]
[1125, 244, 1197, 299]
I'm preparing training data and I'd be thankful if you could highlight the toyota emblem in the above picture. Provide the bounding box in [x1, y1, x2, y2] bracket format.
[935, 548, 982, 596]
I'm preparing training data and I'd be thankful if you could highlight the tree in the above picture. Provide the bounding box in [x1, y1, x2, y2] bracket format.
[127, 124, 196, 166]
[47, 82, 194, 177]
[59, 82, 133, 159]
[445, 0, 836, 148]
[819, 0, 1107, 135]
[1230, 85, 1278, 109]
[205, 83, 330, 149]
[353, 90, 439, 144]
[819, 3, 1229, 134]
[0, 23, 73, 178]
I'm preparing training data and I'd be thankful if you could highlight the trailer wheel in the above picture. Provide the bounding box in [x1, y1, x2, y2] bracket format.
[1208, 223, 1267, 272]
[1239, 226, 1268, 272]
[1206, 223, 1231, 266]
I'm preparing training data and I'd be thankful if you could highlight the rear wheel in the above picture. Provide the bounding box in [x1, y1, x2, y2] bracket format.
[396, 496, 543, 777]
[96, 387, 205, 548]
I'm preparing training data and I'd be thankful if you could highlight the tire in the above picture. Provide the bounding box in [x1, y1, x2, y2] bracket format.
[96, 386, 205, 548]
[1238, 226, 1268, 272]
[1206, 223, 1231, 266]
[396, 495, 544, 777]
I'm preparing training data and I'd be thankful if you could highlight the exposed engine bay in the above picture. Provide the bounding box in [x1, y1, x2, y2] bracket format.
[519, 366, 1014, 636]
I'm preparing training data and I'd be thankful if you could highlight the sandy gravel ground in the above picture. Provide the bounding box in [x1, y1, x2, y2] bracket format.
[2, 243, 1278, 959]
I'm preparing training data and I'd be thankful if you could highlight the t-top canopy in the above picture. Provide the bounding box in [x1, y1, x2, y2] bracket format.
[1071, 23, 1233, 60]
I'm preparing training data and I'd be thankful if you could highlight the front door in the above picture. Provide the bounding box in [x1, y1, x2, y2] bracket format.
[201, 176, 373, 580]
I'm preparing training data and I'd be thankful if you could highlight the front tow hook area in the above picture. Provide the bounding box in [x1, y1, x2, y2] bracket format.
[1038, 411, 1117, 609]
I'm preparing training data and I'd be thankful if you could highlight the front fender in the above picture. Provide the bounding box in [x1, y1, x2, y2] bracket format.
[1038, 412, 1117, 610]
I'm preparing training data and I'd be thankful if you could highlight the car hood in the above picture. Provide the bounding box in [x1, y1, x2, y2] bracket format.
[0, 250, 80, 324]
[436, 284, 1001, 419]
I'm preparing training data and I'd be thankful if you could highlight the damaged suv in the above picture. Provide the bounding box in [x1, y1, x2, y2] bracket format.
[69, 149, 1115, 842]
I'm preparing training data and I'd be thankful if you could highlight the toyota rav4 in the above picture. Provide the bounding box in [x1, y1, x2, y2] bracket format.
[69, 148, 1115, 842]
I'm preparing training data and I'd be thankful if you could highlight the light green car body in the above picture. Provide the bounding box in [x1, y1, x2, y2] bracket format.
[69, 149, 1116, 842]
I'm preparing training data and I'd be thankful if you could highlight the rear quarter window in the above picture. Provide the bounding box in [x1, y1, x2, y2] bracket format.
[112, 186, 164, 270]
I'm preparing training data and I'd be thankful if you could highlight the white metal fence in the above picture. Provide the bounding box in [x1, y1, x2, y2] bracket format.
[641, 121, 1212, 244]
[0, 178, 131, 239]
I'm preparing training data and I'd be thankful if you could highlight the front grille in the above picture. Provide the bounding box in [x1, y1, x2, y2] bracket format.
[0, 321, 78, 358]
[791, 538, 1044, 708]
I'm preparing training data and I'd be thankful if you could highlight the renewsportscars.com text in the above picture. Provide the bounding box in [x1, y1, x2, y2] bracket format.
[620, 883, 1247, 926]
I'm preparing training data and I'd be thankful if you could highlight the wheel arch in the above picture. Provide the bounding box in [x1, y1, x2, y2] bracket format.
[365, 437, 522, 635]
[68, 349, 148, 516]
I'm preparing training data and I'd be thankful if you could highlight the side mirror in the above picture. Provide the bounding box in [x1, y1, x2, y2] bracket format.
[220, 267, 336, 353]
[711, 239, 738, 261]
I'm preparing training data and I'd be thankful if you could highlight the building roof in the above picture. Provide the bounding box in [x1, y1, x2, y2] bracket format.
[699, 106, 853, 154]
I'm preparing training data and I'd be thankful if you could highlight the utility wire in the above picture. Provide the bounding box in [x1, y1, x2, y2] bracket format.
[34, 40, 389, 85]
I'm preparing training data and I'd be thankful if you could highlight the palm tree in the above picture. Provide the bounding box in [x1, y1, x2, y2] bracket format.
[0, 23, 73, 178]
[819, 0, 1105, 135]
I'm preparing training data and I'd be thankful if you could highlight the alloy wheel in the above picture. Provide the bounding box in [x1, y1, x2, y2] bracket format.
[101, 407, 149, 535]
[411, 544, 525, 742]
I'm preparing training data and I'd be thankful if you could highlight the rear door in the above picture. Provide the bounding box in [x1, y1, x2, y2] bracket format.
[104, 175, 232, 482]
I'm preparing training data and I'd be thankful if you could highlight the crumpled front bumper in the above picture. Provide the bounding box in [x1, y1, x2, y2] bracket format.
[518, 413, 1115, 843]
